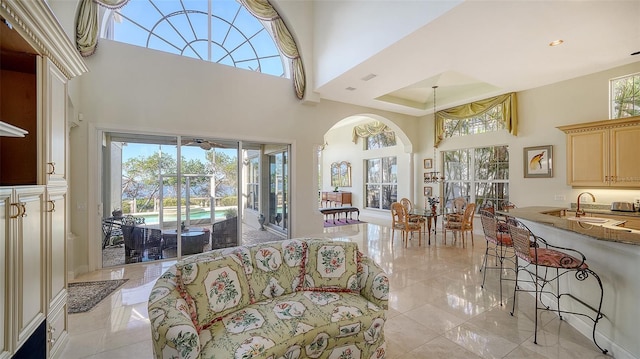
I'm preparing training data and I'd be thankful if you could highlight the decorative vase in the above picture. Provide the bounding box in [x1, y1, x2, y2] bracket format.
[258, 213, 266, 231]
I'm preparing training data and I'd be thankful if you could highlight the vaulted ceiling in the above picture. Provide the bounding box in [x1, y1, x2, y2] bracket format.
[311, 1, 640, 117]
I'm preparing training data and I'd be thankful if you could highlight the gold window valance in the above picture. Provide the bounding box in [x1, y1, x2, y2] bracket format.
[434, 92, 518, 147]
[352, 121, 393, 143]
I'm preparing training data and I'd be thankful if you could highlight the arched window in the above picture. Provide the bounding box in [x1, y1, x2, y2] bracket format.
[101, 0, 286, 78]
[76, 0, 306, 98]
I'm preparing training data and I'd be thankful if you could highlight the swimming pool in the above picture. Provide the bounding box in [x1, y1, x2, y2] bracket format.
[134, 207, 229, 225]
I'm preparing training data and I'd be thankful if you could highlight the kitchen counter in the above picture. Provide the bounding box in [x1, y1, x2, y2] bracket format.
[567, 203, 640, 218]
[497, 206, 640, 358]
[497, 206, 640, 246]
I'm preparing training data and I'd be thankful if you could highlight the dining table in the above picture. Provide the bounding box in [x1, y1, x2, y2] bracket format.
[410, 207, 441, 245]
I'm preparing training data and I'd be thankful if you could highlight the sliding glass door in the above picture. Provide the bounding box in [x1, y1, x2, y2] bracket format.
[100, 132, 290, 267]
[268, 147, 288, 232]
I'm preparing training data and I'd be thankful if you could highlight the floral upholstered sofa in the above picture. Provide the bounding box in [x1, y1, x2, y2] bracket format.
[148, 238, 389, 359]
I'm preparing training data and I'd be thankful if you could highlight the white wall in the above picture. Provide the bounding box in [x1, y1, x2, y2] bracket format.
[69, 39, 417, 274]
[322, 119, 413, 212]
[413, 61, 640, 210]
[49, 3, 640, 354]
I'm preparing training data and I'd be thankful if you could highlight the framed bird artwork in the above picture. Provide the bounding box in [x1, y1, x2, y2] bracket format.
[524, 145, 553, 178]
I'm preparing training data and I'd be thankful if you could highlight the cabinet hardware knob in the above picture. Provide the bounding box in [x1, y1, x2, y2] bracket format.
[47, 200, 56, 212]
[48, 338, 56, 344]
[47, 162, 56, 175]
[48, 326, 56, 333]
[20, 203, 27, 217]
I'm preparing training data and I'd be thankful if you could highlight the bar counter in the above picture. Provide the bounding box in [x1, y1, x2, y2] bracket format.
[497, 206, 640, 358]
[497, 206, 640, 246]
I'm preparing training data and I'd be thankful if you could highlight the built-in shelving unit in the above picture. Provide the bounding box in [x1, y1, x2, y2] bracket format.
[0, 121, 28, 137]
[0, 1, 88, 358]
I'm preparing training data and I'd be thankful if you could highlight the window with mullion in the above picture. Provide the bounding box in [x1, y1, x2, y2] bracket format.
[365, 157, 397, 210]
[443, 105, 505, 138]
[443, 145, 509, 212]
[105, 0, 286, 77]
[610, 72, 640, 119]
[366, 131, 396, 150]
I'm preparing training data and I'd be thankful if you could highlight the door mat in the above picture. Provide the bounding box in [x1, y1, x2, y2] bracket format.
[323, 219, 367, 228]
[68, 279, 129, 314]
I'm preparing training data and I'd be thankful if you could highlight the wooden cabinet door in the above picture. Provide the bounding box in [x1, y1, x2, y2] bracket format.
[46, 186, 66, 309]
[42, 59, 68, 185]
[609, 124, 640, 187]
[12, 186, 46, 350]
[566, 129, 608, 186]
[0, 189, 12, 359]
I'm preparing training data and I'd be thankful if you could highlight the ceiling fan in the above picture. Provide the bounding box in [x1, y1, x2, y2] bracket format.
[182, 138, 220, 150]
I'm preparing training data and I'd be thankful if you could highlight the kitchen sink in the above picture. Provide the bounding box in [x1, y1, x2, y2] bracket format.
[563, 215, 640, 233]
[566, 217, 609, 223]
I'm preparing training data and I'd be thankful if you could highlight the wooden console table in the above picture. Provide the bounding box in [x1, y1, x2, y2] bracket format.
[321, 191, 352, 207]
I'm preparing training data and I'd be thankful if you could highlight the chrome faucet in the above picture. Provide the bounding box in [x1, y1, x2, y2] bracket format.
[575, 192, 595, 218]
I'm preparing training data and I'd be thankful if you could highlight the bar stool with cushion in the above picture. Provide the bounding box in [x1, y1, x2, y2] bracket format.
[479, 210, 515, 305]
[391, 202, 422, 248]
[508, 222, 607, 354]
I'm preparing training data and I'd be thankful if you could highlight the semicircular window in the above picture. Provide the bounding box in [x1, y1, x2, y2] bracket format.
[102, 0, 286, 78]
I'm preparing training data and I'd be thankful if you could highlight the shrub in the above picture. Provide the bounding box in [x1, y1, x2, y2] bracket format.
[220, 196, 238, 206]
[224, 207, 238, 219]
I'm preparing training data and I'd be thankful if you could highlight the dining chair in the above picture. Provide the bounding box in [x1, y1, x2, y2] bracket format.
[479, 210, 515, 305]
[391, 202, 422, 247]
[508, 222, 607, 354]
[442, 197, 467, 230]
[443, 202, 475, 246]
[399, 197, 426, 230]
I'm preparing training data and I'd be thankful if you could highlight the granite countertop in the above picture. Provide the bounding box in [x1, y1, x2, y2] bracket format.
[497, 206, 640, 246]
[567, 203, 640, 218]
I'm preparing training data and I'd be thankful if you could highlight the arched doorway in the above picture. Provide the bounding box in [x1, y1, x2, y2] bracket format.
[319, 115, 415, 215]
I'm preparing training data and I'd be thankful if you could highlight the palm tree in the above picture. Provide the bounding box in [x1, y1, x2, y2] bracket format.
[612, 76, 640, 118]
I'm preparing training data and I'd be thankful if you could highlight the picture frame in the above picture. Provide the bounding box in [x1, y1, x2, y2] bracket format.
[423, 158, 433, 169]
[424, 186, 432, 196]
[524, 145, 553, 178]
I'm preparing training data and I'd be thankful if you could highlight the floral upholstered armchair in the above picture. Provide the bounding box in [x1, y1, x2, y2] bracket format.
[148, 238, 389, 359]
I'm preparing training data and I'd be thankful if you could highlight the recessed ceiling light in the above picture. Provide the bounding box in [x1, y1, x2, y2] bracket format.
[346, 87, 356, 91]
[549, 39, 564, 47]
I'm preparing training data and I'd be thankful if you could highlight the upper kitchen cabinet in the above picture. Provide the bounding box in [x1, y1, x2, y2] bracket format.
[558, 116, 640, 188]
[0, 0, 88, 186]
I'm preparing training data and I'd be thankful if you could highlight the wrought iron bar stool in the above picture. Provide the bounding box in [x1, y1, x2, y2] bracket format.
[508, 222, 607, 354]
[479, 210, 516, 305]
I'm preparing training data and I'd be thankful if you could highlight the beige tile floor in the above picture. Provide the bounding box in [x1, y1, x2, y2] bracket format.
[60, 215, 610, 359]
